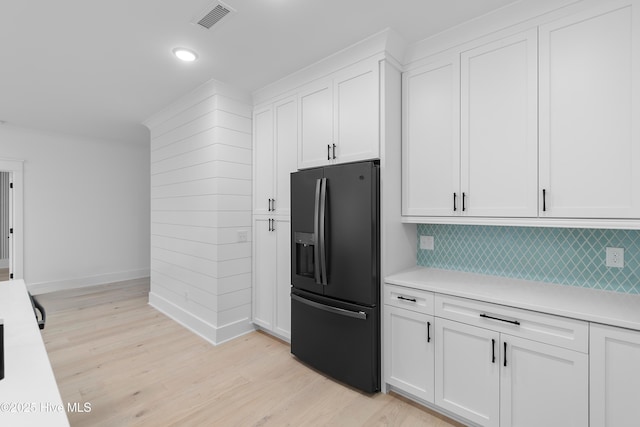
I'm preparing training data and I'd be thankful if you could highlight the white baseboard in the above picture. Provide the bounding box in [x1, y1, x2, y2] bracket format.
[28, 269, 151, 295]
[148, 291, 255, 346]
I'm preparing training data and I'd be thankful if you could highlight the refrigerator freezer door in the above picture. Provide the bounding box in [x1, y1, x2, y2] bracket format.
[290, 289, 380, 393]
[322, 162, 379, 306]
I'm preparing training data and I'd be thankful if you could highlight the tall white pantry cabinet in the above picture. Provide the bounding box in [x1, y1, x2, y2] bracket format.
[252, 96, 297, 340]
[251, 33, 409, 340]
[402, 0, 640, 227]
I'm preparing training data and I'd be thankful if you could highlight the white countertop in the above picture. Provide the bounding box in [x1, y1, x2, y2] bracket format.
[0, 280, 69, 426]
[386, 267, 640, 331]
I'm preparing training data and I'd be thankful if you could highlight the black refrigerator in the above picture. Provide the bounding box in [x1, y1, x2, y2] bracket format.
[290, 160, 380, 393]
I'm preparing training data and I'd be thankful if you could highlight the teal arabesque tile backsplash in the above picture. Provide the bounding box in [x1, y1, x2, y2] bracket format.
[417, 224, 640, 294]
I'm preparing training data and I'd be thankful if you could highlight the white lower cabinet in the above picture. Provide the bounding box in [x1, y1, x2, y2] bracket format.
[434, 296, 589, 427]
[590, 323, 640, 427]
[384, 285, 435, 403]
[252, 217, 291, 340]
[435, 318, 500, 426]
[384, 306, 434, 402]
[385, 287, 590, 427]
[500, 334, 588, 427]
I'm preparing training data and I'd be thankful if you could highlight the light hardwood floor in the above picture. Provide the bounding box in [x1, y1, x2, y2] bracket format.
[42, 293, 463, 427]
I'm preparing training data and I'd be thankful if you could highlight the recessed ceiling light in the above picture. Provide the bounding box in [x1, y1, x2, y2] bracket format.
[172, 48, 198, 62]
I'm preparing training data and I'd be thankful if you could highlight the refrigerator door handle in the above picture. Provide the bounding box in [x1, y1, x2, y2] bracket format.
[314, 178, 322, 285]
[291, 293, 367, 320]
[319, 177, 328, 286]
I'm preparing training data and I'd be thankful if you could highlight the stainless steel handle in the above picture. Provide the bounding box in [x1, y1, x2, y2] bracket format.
[319, 178, 328, 286]
[314, 179, 322, 284]
[271, 198, 275, 211]
[291, 293, 367, 320]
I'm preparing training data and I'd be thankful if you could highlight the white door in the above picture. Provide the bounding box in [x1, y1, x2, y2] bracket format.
[590, 323, 640, 427]
[500, 334, 588, 427]
[402, 55, 460, 216]
[539, 1, 640, 218]
[273, 96, 298, 216]
[253, 106, 274, 215]
[460, 29, 538, 217]
[435, 318, 500, 427]
[384, 306, 435, 403]
[298, 78, 333, 169]
[333, 60, 379, 164]
[273, 218, 291, 340]
[252, 217, 275, 330]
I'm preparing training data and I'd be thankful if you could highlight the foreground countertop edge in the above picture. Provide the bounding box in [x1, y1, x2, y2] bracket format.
[0, 280, 69, 426]
[385, 266, 640, 332]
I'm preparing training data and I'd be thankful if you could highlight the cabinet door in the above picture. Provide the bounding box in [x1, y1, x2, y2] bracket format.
[384, 306, 434, 403]
[460, 29, 538, 217]
[435, 318, 499, 427]
[402, 56, 460, 216]
[500, 334, 588, 427]
[590, 323, 640, 427]
[252, 217, 275, 330]
[333, 60, 379, 164]
[273, 218, 291, 340]
[539, 1, 640, 218]
[273, 96, 298, 216]
[298, 79, 333, 169]
[253, 106, 274, 215]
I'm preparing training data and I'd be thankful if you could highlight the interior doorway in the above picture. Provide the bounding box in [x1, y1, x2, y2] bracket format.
[0, 159, 24, 281]
[0, 171, 10, 280]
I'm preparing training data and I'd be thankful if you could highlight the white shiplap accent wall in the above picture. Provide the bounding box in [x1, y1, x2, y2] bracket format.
[146, 81, 254, 345]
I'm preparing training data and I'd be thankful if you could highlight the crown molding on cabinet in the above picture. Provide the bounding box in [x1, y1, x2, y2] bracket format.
[252, 27, 406, 106]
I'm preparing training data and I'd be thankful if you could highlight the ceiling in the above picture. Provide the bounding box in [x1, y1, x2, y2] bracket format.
[0, 0, 519, 144]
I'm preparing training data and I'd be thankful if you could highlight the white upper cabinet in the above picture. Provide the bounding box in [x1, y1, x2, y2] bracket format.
[253, 106, 274, 215]
[253, 95, 298, 216]
[299, 79, 333, 169]
[403, 0, 640, 225]
[402, 55, 460, 216]
[273, 96, 298, 216]
[402, 29, 537, 218]
[298, 59, 380, 169]
[539, 0, 640, 218]
[461, 29, 538, 217]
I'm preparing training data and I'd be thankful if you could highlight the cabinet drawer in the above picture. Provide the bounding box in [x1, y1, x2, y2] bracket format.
[385, 284, 434, 315]
[435, 294, 588, 353]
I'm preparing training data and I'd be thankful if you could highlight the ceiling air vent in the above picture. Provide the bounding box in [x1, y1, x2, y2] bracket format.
[192, 1, 235, 30]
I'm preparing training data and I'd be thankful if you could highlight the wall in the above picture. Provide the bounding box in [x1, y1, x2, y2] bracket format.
[145, 79, 253, 345]
[417, 224, 640, 294]
[0, 124, 150, 292]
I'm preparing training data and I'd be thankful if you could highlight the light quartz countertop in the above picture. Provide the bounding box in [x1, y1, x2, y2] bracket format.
[386, 267, 640, 331]
[0, 280, 69, 426]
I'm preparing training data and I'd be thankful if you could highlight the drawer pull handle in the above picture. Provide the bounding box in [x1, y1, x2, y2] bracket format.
[491, 338, 496, 363]
[480, 313, 520, 326]
[427, 321, 431, 343]
[397, 295, 417, 303]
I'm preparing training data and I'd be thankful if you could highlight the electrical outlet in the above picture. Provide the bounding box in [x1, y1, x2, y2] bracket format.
[420, 235, 434, 251]
[606, 247, 624, 268]
[237, 230, 248, 242]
